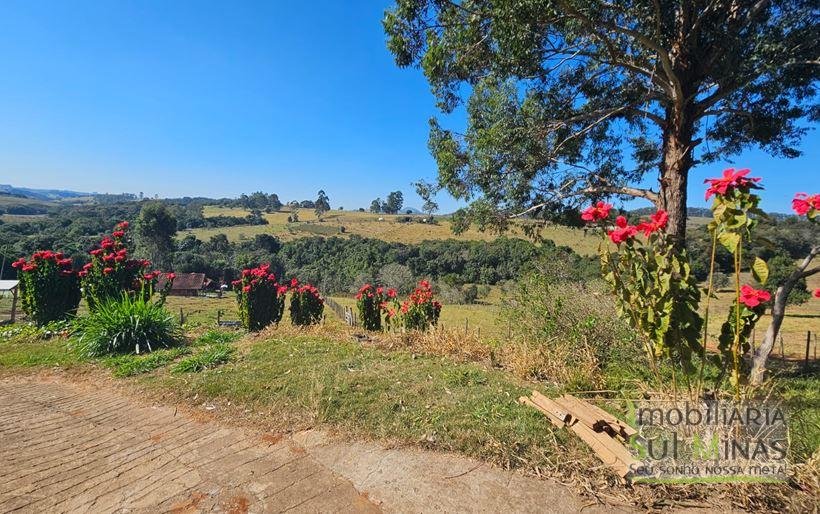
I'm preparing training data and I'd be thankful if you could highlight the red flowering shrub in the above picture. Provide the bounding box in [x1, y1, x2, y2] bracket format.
[792, 192, 819, 219]
[398, 280, 441, 331]
[232, 264, 287, 331]
[355, 284, 397, 330]
[585, 167, 775, 392]
[12, 250, 81, 325]
[80, 222, 173, 310]
[814, 288, 820, 299]
[288, 279, 324, 326]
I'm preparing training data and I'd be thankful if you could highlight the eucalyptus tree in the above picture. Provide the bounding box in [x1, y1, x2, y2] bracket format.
[385, 0, 818, 247]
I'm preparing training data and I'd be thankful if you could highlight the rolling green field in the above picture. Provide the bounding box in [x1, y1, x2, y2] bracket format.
[181, 206, 602, 255]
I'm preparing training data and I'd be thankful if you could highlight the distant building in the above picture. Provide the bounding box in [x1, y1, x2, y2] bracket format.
[157, 273, 209, 297]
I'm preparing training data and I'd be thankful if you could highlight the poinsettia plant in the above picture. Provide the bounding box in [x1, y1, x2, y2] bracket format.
[587, 206, 703, 382]
[80, 222, 174, 310]
[12, 250, 81, 325]
[398, 280, 442, 331]
[288, 278, 324, 326]
[232, 264, 287, 331]
[355, 284, 397, 330]
[583, 168, 777, 394]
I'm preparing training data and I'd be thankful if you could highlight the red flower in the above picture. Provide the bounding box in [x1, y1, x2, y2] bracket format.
[290, 278, 299, 288]
[704, 168, 761, 200]
[277, 285, 289, 295]
[57, 258, 72, 267]
[78, 270, 88, 278]
[792, 193, 820, 216]
[419, 280, 430, 289]
[243, 285, 251, 293]
[376, 286, 384, 295]
[607, 216, 638, 245]
[89, 249, 103, 256]
[112, 230, 125, 238]
[103, 267, 114, 275]
[387, 288, 397, 298]
[813, 288, 820, 299]
[11, 258, 26, 269]
[739, 285, 771, 308]
[580, 201, 613, 223]
[166, 272, 176, 281]
[22, 264, 37, 272]
[636, 210, 669, 237]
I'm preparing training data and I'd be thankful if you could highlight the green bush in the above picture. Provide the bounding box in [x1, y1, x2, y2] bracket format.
[290, 281, 324, 326]
[232, 264, 287, 331]
[13, 250, 81, 326]
[73, 294, 183, 356]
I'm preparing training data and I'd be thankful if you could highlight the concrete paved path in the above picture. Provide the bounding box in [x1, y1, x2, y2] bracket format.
[0, 379, 621, 513]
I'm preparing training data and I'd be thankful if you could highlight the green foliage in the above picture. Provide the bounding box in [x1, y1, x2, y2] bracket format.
[383, 191, 404, 214]
[194, 329, 243, 346]
[171, 343, 235, 373]
[107, 347, 190, 377]
[72, 293, 184, 357]
[135, 201, 177, 269]
[398, 281, 441, 331]
[355, 284, 394, 331]
[503, 272, 639, 388]
[232, 264, 286, 331]
[14, 251, 81, 325]
[289, 282, 324, 326]
[385, 0, 818, 237]
[80, 222, 172, 311]
[601, 233, 704, 378]
[314, 190, 330, 219]
[764, 254, 811, 304]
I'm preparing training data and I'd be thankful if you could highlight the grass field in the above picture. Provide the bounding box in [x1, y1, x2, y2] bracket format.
[181, 206, 601, 255]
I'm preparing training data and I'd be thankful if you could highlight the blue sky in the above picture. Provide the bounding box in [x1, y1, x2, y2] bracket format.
[0, 1, 817, 213]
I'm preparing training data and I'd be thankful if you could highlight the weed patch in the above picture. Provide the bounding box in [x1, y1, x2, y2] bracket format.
[171, 343, 235, 373]
[105, 347, 191, 377]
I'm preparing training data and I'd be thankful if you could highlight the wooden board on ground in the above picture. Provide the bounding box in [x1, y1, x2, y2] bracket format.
[520, 391, 640, 480]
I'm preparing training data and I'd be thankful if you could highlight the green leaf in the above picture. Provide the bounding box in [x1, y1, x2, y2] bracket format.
[751, 257, 769, 286]
[718, 232, 740, 253]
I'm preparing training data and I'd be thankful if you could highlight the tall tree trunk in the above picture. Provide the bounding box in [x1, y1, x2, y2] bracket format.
[750, 246, 818, 385]
[659, 104, 695, 251]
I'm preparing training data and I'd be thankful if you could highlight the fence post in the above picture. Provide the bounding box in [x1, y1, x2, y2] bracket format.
[805, 331, 812, 369]
[217, 310, 221, 325]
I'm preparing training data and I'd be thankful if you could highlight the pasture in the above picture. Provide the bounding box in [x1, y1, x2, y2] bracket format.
[182, 206, 601, 255]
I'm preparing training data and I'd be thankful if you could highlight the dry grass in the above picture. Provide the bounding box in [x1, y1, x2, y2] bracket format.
[183, 206, 600, 255]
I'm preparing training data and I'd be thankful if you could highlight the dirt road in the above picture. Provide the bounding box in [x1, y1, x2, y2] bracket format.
[0, 379, 620, 513]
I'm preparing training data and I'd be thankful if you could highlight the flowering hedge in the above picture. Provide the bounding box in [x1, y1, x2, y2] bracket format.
[355, 284, 397, 330]
[582, 167, 788, 393]
[399, 280, 442, 330]
[288, 279, 324, 326]
[232, 264, 287, 331]
[80, 222, 174, 310]
[12, 251, 81, 325]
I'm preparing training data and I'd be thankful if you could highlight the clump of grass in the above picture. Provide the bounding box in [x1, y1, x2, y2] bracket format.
[72, 294, 184, 357]
[194, 329, 244, 346]
[171, 343, 235, 373]
[106, 347, 191, 377]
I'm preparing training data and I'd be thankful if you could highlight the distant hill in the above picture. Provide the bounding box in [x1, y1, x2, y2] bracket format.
[0, 184, 91, 201]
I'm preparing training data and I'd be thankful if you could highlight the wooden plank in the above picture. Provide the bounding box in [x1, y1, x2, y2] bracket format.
[554, 394, 637, 440]
[521, 392, 640, 480]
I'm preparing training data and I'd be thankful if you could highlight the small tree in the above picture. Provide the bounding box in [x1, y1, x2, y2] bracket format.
[370, 198, 383, 213]
[383, 191, 404, 214]
[413, 180, 439, 219]
[135, 202, 177, 270]
[315, 190, 331, 220]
